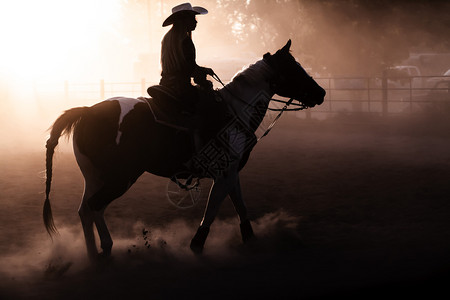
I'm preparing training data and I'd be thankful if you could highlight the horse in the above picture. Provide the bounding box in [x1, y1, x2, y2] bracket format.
[43, 40, 325, 260]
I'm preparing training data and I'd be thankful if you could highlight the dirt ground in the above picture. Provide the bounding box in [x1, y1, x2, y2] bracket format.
[1, 112, 450, 299]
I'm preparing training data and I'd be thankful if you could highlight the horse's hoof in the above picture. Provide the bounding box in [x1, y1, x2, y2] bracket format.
[99, 251, 110, 257]
[240, 219, 255, 243]
[96, 250, 113, 262]
[190, 241, 203, 255]
[190, 226, 210, 254]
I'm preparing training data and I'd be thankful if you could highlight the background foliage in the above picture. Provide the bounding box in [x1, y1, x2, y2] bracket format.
[116, 0, 450, 76]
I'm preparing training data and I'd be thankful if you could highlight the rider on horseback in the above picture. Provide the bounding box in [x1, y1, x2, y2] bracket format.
[158, 2, 214, 107]
[146, 2, 225, 168]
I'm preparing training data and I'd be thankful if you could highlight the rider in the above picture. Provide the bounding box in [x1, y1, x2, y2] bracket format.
[159, 2, 215, 107]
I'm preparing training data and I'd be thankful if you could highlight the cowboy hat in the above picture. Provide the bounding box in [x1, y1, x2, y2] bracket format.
[162, 3, 208, 27]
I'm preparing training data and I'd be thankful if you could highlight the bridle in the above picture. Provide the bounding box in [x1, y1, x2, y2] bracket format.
[211, 72, 308, 112]
[211, 72, 308, 140]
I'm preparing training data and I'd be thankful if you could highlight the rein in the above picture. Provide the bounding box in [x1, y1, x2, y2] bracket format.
[211, 72, 308, 140]
[212, 73, 307, 111]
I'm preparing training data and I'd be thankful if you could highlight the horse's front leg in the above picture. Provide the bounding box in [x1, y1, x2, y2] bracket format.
[229, 174, 254, 243]
[190, 170, 238, 253]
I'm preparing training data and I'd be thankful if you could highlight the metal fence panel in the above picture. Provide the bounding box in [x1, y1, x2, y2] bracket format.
[33, 75, 450, 117]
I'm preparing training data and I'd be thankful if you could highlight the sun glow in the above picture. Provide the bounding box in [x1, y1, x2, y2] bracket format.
[0, 0, 121, 83]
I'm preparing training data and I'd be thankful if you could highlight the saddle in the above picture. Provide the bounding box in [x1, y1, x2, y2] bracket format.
[145, 85, 197, 131]
[145, 85, 229, 135]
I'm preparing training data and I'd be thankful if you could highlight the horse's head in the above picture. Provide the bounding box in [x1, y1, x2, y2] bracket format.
[263, 40, 325, 107]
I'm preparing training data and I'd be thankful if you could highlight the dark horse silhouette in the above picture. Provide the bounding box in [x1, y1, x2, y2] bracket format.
[43, 40, 325, 260]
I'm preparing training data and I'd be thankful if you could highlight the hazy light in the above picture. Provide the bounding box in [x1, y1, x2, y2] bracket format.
[0, 0, 120, 83]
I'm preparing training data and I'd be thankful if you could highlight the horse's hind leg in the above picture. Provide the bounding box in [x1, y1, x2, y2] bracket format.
[83, 178, 134, 258]
[78, 174, 112, 260]
[75, 144, 121, 259]
[76, 147, 104, 260]
[79, 180, 130, 259]
[79, 195, 99, 260]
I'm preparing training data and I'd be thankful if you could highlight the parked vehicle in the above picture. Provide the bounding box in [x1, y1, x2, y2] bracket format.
[425, 68, 450, 88]
[386, 65, 422, 89]
[402, 80, 450, 112]
[384, 66, 424, 102]
[420, 80, 450, 102]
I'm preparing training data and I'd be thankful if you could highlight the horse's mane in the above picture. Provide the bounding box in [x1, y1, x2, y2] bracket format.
[225, 59, 274, 91]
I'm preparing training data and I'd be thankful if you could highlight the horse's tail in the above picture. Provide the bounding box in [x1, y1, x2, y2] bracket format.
[44, 107, 89, 236]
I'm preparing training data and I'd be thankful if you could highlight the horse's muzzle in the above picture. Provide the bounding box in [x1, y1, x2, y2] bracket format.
[318, 88, 326, 104]
[312, 87, 326, 106]
[304, 88, 325, 107]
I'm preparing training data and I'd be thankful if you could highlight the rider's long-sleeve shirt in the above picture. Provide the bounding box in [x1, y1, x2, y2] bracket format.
[160, 27, 198, 88]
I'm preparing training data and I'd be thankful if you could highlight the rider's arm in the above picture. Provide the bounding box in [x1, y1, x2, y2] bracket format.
[182, 36, 214, 78]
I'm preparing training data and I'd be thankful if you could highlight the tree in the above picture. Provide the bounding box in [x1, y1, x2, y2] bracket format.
[118, 0, 450, 77]
[299, 0, 450, 75]
[214, 0, 450, 76]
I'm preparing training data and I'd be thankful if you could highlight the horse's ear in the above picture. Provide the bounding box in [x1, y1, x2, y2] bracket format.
[263, 52, 273, 64]
[282, 39, 292, 52]
[263, 52, 275, 67]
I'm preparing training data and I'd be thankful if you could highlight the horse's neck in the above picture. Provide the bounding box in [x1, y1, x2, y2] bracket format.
[226, 60, 274, 96]
[221, 60, 275, 129]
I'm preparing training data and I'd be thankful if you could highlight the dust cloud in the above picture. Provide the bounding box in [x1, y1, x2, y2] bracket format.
[0, 211, 302, 299]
